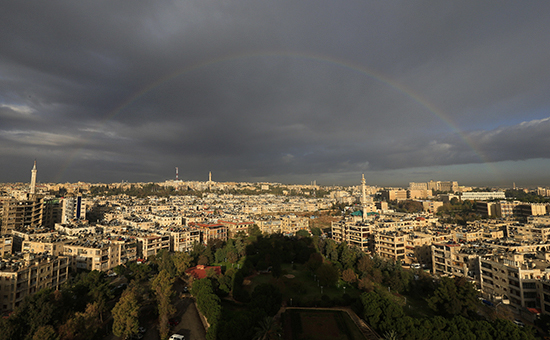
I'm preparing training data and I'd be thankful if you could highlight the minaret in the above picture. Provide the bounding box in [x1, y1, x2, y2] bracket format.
[361, 174, 367, 222]
[30, 160, 37, 195]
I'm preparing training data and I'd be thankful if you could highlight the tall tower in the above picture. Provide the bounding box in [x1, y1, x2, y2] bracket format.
[175, 167, 179, 181]
[361, 174, 367, 222]
[30, 160, 37, 195]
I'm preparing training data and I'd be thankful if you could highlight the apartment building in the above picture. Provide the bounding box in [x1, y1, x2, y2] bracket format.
[148, 212, 183, 226]
[421, 201, 443, 213]
[218, 220, 253, 237]
[135, 234, 170, 260]
[1, 197, 44, 235]
[431, 242, 481, 279]
[54, 222, 96, 235]
[479, 252, 550, 313]
[404, 232, 433, 266]
[427, 181, 459, 193]
[516, 203, 548, 217]
[461, 191, 506, 201]
[256, 220, 282, 234]
[537, 187, 550, 197]
[0, 237, 13, 258]
[409, 182, 428, 191]
[0, 253, 69, 313]
[539, 281, 550, 316]
[122, 216, 155, 230]
[331, 220, 372, 252]
[280, 215, 309, 235]
[191, 223, 228, 245]
[496, 201, 520, 218]
[507, 223, 550, 242]
[380, 189, 407, 201]
[22, 235, 69, 256]
[169, 227, 201, 252]
[373, 231, 406, 262]
[376, 215, 437, 231]
[476, 202, 499, 216]
[63, 237, 137, 271]
[61, 195, 86, 223]
[408, 189, 431, 200]
[453, 228, 483, 242]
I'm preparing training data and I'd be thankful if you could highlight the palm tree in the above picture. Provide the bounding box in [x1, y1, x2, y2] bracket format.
[253, 316, 282, 340]
[383, 330, 399, 340]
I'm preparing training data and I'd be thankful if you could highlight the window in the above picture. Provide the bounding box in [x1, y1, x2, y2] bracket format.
[523, 282, 536, 290]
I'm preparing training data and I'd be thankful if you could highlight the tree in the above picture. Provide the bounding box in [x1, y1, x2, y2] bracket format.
[153, 249, 176, 278]
[357, 255, 373, 274]
[305, 252, 323, 272]
[253, 316, 281, 340]
[342, 268, 357, 283]
[295, 229, 310, 238]
[215, 247, 227, 263]
[173, 251, 192, 277]
[250, 284, 282, 316]
[218, 271, 234, 294]
[428, 277, 479, 317]
[58, 301, 102, 340]
[235, 237, 246, 257]
[383, 330, 399, 340]
[112, 288, 140, 339]
[32, 325, 58, 340]
[191, 279, 222, 340]
[324, 239, 339, 263]
[248, 224, 263, 240]
[339, 244, 357, 269]
[310, 227, 322, 237]
[198, 254, 209, 266]
[358, 277, 374, 292]
[152, 270, 176, 340]
[316, 263, 339, 287]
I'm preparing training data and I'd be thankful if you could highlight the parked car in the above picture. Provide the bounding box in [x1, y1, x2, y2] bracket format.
[513, 319, 525, 327]
[169, 318, 180, 326]
[169, 334, 185, 340]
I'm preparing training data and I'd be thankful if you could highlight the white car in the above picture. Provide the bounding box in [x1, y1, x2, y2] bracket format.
[513, 319, 525, 327]
[169, 334, 185, 340]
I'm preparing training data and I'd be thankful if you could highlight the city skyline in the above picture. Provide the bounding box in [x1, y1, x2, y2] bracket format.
[1, 3, 550, 187]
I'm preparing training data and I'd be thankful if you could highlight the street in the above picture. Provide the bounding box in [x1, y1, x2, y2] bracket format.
[104, 278, 206, 340]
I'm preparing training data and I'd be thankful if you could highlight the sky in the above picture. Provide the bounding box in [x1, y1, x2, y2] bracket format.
[1, 1, 550, 188]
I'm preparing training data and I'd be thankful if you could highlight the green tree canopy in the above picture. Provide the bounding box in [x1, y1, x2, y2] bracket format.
[316, 263, 339, 287]
[112, 288, 140, 339]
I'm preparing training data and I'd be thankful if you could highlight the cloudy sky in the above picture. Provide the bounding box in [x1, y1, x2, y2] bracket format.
[1, 1, 550, 187]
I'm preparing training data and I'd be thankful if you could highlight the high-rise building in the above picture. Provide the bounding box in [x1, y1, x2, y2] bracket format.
[61, 196, 86, 223]
[1, 162, 46, 235]
[1, 198, 44, 235]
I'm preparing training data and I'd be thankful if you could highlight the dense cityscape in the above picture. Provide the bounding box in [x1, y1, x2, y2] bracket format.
[1, 162, 550, 339]
[2, 3, 550, 339]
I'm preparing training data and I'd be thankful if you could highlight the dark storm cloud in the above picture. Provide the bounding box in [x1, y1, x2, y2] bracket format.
[1, 1, 550, 186]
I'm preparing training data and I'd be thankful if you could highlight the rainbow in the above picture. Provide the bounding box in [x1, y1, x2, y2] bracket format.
[55, 50, 499, 182]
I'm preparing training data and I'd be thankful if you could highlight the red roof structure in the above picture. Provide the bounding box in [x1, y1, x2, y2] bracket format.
[185, 265, 222, 279]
